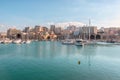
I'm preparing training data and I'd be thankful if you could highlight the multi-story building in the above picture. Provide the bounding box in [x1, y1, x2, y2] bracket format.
[7, 28, 22, 39]
[100, 27, 120, 40]
[73, 26, 97, 39]
[23, 27, 32, 33]
[34, 25, 42, 33]
[42, 27, 49, 32]
[54, 27, 62, 35]
[82, 26, 97, 34]
[67, 25, 76, 32]
[0, 32, 7, 40]
[50, 25, 55, 32]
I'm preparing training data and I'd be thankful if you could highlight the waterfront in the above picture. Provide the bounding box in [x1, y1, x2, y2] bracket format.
[0, 41, 120, 80]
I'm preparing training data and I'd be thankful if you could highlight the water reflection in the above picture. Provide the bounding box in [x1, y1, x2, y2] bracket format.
[1, 41, 120, 80]
[1, 41, 120, 66]
[8, 42, 97, 59]
[75, 45, 97, 68]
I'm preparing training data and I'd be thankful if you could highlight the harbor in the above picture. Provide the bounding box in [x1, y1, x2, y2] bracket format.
[1, 0, 120, 80]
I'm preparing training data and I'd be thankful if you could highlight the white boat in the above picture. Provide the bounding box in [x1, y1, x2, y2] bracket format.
[20, 41, 26, 44]
[13, 39, 21, 44]
[1, 40, 12, 44]
[75, 39, 84, 46]
[6, 40, 12, 44]
[62, 39, 74, 45]
[96, 42, 120, 45]
[85, 40, 97, 45]
[25, 40, 31, 44]
[0, 40, 2, 43]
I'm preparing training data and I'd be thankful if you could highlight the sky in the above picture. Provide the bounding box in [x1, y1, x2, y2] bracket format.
[0, 0, 120, 32]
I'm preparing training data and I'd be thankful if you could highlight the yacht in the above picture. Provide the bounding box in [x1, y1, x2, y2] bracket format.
[62, 39, 74, 45]
[75, 39, 84, 46]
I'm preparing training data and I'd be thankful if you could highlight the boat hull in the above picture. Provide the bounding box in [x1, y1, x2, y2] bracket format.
[75, 43, 84, 46]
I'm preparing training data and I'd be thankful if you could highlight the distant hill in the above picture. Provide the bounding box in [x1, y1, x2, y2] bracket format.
[55, 22, 86, 28]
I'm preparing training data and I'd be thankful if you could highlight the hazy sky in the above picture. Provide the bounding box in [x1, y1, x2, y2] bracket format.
[0, 0, 120, 31]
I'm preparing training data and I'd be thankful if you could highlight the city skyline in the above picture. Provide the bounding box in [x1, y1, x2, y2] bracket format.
[0, 0, 120, 32]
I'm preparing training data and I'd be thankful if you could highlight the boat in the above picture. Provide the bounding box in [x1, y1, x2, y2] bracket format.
[82, 19, 97, 46]
[75, 39, 84, 46]
[0, 40, 2, 43]
[106, 39, 116, 43]
[62, 39, 74, 45]
[86, 40, 97, 45]
[1, 40, 12, 44]
[20, 41, 26, 44]
[0, 40, 4, 44]
[6, 40, 12, 44]
[13, 39, 21, 44]
[25, 40, 31, 44]
[19, 40, 31, 44]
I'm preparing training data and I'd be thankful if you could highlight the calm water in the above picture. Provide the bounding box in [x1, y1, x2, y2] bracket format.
[0, 41, 120, 80]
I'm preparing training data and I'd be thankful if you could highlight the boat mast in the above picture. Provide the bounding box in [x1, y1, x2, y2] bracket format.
[89, 19, 91, 41]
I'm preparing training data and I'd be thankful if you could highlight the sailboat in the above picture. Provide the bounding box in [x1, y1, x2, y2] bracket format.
[86, 19, 97, 45]
[20, 33, 31, 44]
[24, 33, 31, 44]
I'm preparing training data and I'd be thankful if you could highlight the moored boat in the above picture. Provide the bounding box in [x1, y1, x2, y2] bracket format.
[25, 40, 31, 44]
[85, 40, 97, 45]
[12, 39, 21, 44]
[1, 40, 12, 44]
[62, 39, 74, 45]
[75, 39, 84, 46]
